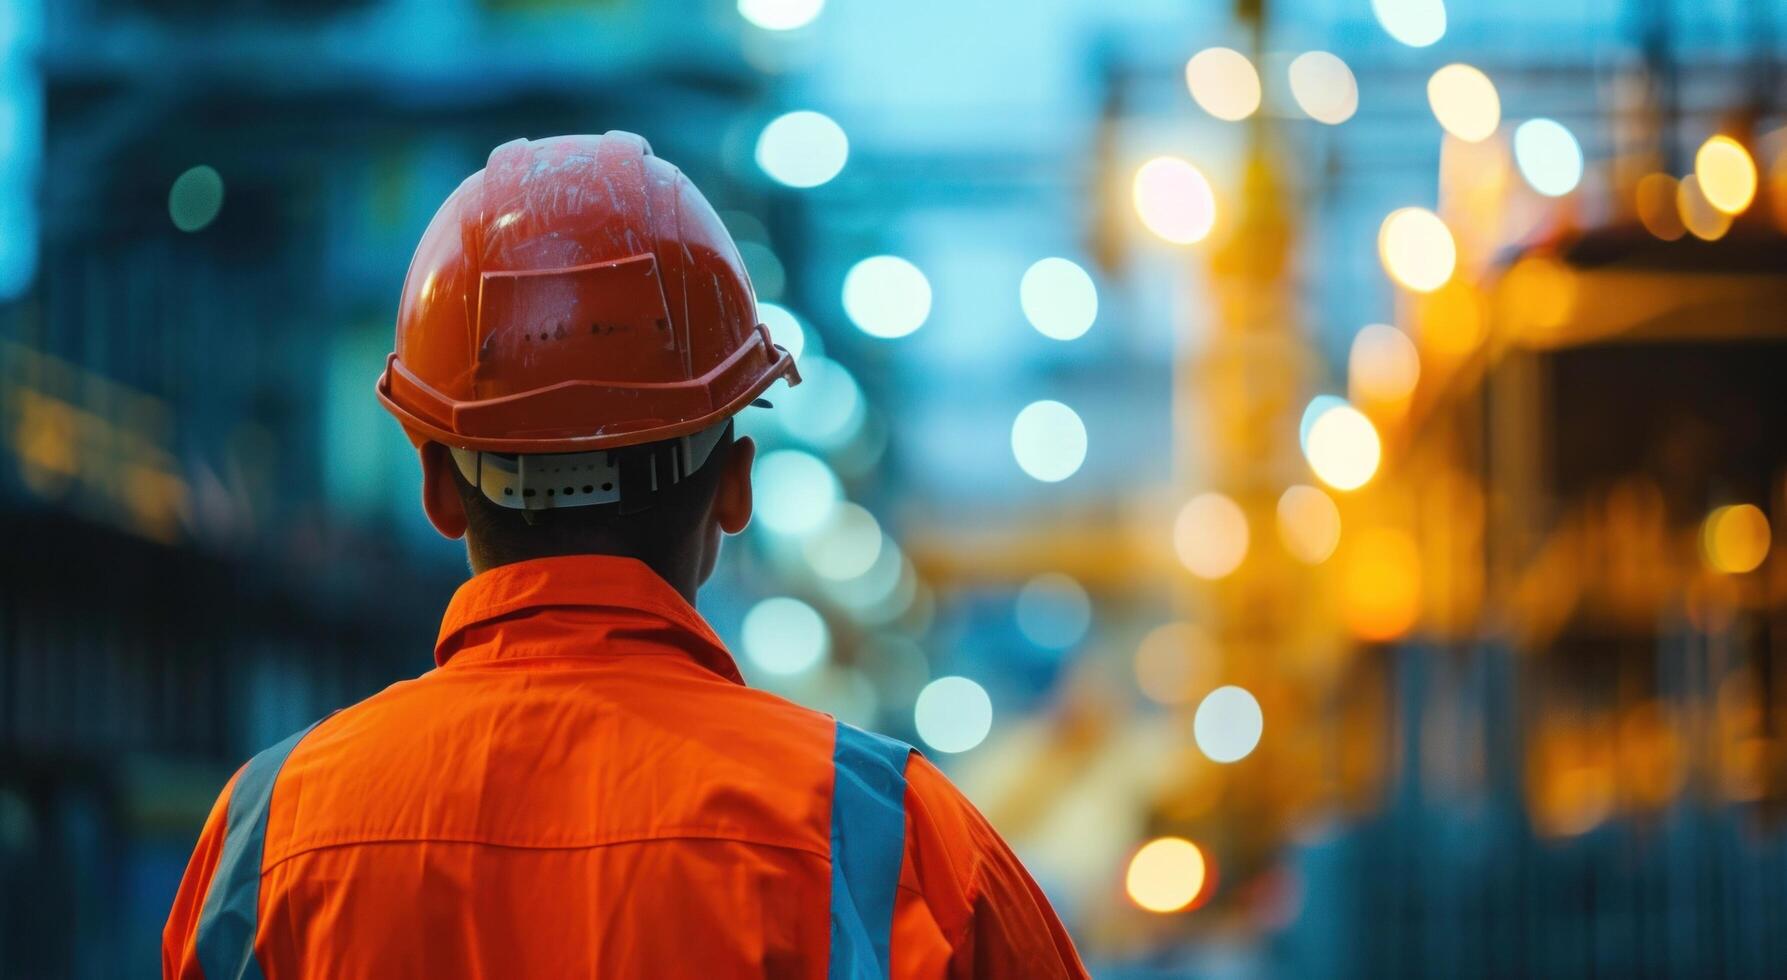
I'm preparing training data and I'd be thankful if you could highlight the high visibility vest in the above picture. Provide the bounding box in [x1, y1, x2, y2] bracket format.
[163, 555, 1087, 979]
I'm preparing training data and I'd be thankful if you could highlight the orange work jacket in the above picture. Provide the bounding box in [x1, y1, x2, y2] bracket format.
[163, 554, 1087, 979]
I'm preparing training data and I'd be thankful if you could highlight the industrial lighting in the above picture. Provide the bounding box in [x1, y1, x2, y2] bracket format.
[1276, 485, 1342, 565]
[1126, 837, 1208, 913]
[1184, 47, 1261, 122]
[1303, 401, 1381, 491]
[1174, 492, 1249, 580]
[1426, 64, 1500, 142]
[1194, 685, 1263, 763]
[1372, 0, 1446, 47]
[1635, 174, 1686, 241]
[1694, 136, 1758, 215]
[1020, 257, 1098, 341]
[1011, 400, 1088, 482]
[802, 503, 884, 581]
[1378, 207, 1456, 293]
[1342, 528, 1421, 640]
[742, 597, 830, 675]
[1678, 175, 1734, 241]
[1513, 119, 1584, 197]
[756, 111, 848, 189]
[169, 165, 225, 233]
[843, 255, 931, 338]
[914, 676, 993, 753]
[1132, 157, 1216, 245]
[1287, 52, 1358, 125]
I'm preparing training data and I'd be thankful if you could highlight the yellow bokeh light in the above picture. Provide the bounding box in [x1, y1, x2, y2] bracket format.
[1342, 528, 1421, 641]
[1426, 64, 1500, 142]
[1184, 47, 1261, 122]
[1277, 484, 1342, 564]
[1134, 622, 1216, 705]
[1500, 256, 1576, 335]
[1677, 174, 1734, 241]
[1702, 504, 1771, 574]
[1416, 280, 1486, 360]
[1133, 156, 1217, 245]
[1348, 323, 1421, 403]
[1635, 173, 1686, 241]
[1174, 492, 1250, 580]
[1304, 404, 1381, 492]
[1694, 136, 1758, 215]
[1125, 837, 1208, 913]
[1378, 207, 1456, 293]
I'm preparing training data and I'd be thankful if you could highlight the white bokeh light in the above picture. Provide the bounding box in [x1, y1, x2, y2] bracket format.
[1014, 573, 1093, 650]
[1303, 402, 1382, 492]
[1513, 119, 1584, 197]
[741, 597, 829, 676]
[1287, 51, 1358, 125]
[1132, 157, 1216, 245]
[755, 111, 848, 189]
[914, 676, 994, 754]
[1019, 257, 1098, 341]
[779, 356, 864, 451]
[737, 0, 824, 32]
[753, 450, 841, 536]
[1193, 685, 1263, 763]
[1011, 400, 1088, 483]
[1372, 0, 1446, 47]
[843, 255, 931, 338]
[802, 503, 884, 581]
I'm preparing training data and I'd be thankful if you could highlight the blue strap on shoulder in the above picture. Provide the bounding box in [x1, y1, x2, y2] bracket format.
[827, 721, 914, 980]
[194, 719, 325, 980]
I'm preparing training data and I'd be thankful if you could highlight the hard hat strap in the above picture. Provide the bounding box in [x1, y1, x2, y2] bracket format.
[448, 418, 731, 513]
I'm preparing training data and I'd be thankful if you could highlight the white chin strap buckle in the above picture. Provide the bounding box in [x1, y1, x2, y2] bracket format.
[449, 419, 730, 512]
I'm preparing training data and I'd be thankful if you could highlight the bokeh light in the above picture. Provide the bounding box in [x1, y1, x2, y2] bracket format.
[1342, 528, 1421, 640]
[737, 0, 824, 31]
[1348, 323, 1421, 403]
[1513, 119, 1584, 197]
[843, 255, 931, 338]
[1011, 400, 1088, 483]
[1701, 504, 1771, 574]
[1287, 52, 1358, 125]
[802, 502, 884, 581]
[779, 356, 865, 450]
[1174, 492, 1249, 580]
[1372, 0, 1446, 47]
[1194, 685, 1263, 763]
[755, 111, 848, 189]
[1134, 622, 1216, 706]
[169, 165, 225, 233]
[1677, 174, 1734, 241]
[753, 450, 841, 536]
[1303, 402, 1381, 492]
[1635, 174, 1686, 241]
[1299, 394, 1349, 454]
[759, 302, 811, 361]
[1693, 136, 1757, 215]
[1014, 572, 1093, 650]
[1184, 47, 1261, 122]
[1426, 64, 1500, 143]
[1132, 157, 1217, 245]
[741, 597, 829, 675]
[1125, 837, 1208, 913]
[1276, 485, 1342, 565]
[1020, 257, 1098, 341]
[1378, 207, 1456, 293]
[914, 676, 993, 754]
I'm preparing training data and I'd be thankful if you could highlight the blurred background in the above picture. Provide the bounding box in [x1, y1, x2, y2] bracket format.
[1, 0, 1784, 975]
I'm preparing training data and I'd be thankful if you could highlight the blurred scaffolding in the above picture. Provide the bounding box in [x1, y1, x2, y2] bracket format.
[1, 0, 1785, 976]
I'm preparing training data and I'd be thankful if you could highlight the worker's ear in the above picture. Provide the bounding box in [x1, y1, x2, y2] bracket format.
[714, 435, 755, 536]
[420, 442, 469, 540]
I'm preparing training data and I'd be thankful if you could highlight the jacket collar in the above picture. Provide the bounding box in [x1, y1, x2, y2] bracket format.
[433, 554, 742, 684]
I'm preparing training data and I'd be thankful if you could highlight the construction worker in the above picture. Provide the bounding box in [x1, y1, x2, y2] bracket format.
[163, 133, 1088, 979]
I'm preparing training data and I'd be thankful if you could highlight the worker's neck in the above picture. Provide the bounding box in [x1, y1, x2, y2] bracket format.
[466, 547, 701, 605]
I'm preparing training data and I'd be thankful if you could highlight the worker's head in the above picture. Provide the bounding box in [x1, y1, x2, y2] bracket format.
[377, 133, 799, 592]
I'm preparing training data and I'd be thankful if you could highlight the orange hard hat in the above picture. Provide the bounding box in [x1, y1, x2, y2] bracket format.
[377, 132, 799, 458]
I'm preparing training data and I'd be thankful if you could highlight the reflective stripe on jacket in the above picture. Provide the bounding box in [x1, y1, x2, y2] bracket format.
[163, 555, 1087, 979]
